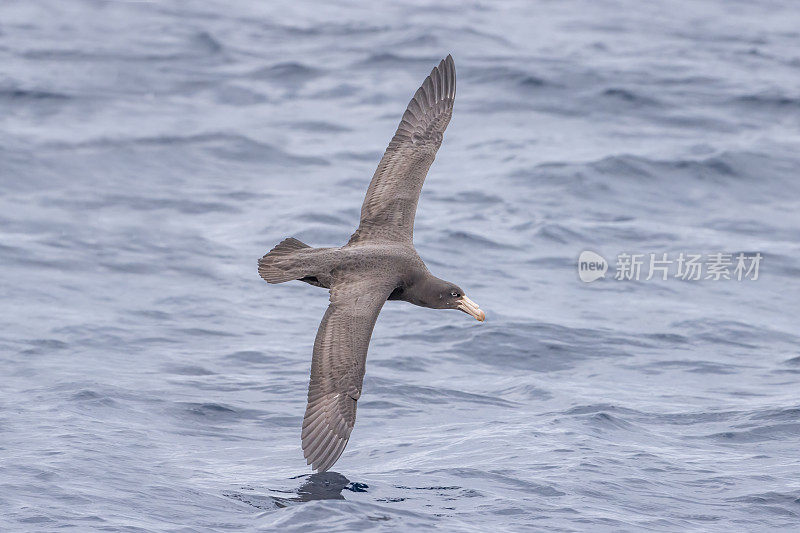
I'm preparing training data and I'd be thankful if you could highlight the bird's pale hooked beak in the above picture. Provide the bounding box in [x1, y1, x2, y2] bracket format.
[457, 295, 485, 322]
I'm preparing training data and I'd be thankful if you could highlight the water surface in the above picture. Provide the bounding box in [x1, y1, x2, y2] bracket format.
[1, 0, 800, 531]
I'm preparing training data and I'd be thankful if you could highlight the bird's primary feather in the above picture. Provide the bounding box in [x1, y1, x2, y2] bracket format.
[301, 278, 396, 471]
[347, 55, 456, 245]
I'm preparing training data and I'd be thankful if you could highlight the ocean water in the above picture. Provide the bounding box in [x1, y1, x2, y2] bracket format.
[1, 0, 799, 530]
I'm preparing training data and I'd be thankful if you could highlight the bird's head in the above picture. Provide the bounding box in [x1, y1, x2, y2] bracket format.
[423, 278, 485, 321]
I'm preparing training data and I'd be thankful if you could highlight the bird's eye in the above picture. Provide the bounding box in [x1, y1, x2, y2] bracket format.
[450, 291, 459, 297]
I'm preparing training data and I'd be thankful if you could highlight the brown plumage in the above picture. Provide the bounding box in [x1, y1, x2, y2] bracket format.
[258, 55, 485, 472]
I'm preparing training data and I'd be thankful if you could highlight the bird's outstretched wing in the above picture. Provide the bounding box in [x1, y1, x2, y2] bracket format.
[347, 55, 456, 245]
[301, 277, 395, 472]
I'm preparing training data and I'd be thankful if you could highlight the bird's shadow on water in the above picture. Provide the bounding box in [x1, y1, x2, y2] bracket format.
[224, 472, 368, 511]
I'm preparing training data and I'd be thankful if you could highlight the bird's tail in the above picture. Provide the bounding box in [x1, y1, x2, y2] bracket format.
[258, 237, 314, 284]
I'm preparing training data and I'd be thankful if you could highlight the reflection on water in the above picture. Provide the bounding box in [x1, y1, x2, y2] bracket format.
[292, 472, 358, 503]
[225, 472, 369, 510]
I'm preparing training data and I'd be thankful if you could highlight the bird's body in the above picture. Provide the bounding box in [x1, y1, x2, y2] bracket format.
[258, 55, 484, 472]
[262, 241, 425, 292]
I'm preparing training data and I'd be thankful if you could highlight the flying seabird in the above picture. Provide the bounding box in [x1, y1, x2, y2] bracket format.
[258, 55, 484, 472]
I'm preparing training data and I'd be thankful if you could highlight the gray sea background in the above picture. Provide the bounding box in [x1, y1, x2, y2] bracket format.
[1, 0, 800, 531]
